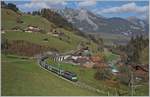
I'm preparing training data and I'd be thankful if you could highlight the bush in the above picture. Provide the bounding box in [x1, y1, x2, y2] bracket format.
[5, 40, 56, 56]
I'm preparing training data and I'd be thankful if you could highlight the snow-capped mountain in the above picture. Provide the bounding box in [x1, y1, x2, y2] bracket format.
[55, 8, 147, 37]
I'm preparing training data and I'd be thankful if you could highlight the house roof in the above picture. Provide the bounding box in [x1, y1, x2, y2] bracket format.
[112, 69, 119, 73]
[131, 65, 148, 72]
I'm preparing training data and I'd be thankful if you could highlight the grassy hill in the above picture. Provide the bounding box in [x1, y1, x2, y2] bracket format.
[1, 8, 55, 31]
[1, 8, 18, 29]
[1, 54, 101, 96]
[2, 30, 98, 53]
[1, 8, 98, 53]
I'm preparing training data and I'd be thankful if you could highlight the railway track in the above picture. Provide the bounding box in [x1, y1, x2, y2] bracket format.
[36, 53, 128, 96]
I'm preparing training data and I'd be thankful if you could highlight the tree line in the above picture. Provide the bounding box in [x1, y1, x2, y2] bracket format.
[1, 37, 58, 56]
[1, 1, 19, 12]
[115, 35, 149, 65]
[27, 8, 82, 34]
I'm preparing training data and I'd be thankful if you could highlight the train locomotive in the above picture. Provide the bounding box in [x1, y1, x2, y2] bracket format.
[39, 59, 78, 82]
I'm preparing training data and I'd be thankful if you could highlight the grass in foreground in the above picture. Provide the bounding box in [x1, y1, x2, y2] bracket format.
[1, 54, 100, 96]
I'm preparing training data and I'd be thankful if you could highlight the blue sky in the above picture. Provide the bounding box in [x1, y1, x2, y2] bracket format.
[4, 0, 149, 19]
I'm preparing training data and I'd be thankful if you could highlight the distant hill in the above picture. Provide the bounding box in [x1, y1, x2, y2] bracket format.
[55, 8, 147, 37]
[127, 16, 149, 33]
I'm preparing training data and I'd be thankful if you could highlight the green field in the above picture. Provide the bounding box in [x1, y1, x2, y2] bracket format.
[88, 32, 130, 46]
[1, 54, 101, 96]
[103, 48, 120, 62]
[2, 30, 98, 53]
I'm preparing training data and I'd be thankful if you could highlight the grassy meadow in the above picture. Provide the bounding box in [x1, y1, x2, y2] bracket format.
[1, 54, 101, 96]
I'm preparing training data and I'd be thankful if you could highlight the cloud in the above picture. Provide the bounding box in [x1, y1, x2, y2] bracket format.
[78, 0, 96, 7]
[18, 0, 68, 11]
[99, 2, 149, 14]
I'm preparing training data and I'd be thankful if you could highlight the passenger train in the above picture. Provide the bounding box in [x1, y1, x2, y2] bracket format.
[39, 58, 78, 82]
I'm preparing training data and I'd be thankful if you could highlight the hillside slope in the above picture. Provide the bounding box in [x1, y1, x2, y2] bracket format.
[1, 8, 55, 32]
[1, 8, 98, 54]
[1, 54, 99, 96]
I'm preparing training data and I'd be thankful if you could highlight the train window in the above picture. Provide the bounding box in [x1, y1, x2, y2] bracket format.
[64, 71, 76, 77]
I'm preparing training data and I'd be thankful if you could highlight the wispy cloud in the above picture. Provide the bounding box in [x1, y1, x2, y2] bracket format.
[18, 0, 68, 11]
[99, 2, 148, 14]
[15, 0, 148, 19]
[78, 0, 97, 7]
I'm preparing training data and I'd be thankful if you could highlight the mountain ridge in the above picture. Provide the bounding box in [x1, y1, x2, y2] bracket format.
[55, 8, 148, 37]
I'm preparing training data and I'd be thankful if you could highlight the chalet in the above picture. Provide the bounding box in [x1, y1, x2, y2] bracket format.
[71, 56, 81, 61]
[50, 29, 64, 37]
[73, 56, 89, 65]
[111, 68, 119, 75]
[108, 63, 119, 75]
[24, 25, 41, 33]
[69, 47, 90, 62]
[73, 47, 91, 56]
[52, 32, 59, 37]
[132, 65, 149, 81]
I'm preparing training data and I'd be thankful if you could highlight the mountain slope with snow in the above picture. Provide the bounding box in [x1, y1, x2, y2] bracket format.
[56, 8, 148, 37]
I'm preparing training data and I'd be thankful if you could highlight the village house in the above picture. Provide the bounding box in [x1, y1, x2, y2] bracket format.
[131, 65, 149, 81]
[72, 56, 89, 65]
[69, 47, 92, 65]
[24, 25, 41, 33]
[111, 66, 119, 75]
[49, 29, 64, 37]
[73, 47, 91, 56]
[71, 55, 94, 68]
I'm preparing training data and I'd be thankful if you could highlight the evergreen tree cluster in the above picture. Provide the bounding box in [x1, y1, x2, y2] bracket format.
[1, 1, 19, 12]
[126, 35, 149, 64]
[27, 8, 77, 32]
[117, 35, 149, 64]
